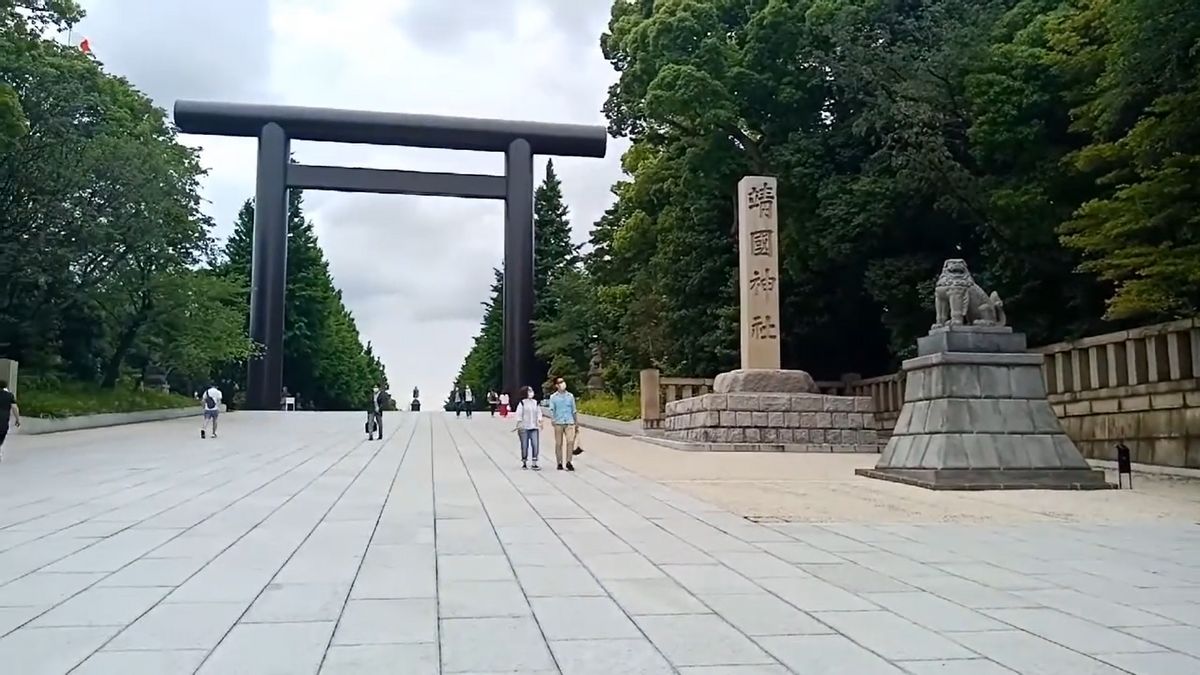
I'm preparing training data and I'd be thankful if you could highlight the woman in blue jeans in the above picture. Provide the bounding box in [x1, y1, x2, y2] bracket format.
[513, 386, 543, 470]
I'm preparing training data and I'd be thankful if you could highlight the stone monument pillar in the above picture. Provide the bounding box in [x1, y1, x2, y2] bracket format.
[650, 177, 882, 454]
[857, 259, 1110, 489]
[737, 176, 781, 370]
[0, 359, 16, 395]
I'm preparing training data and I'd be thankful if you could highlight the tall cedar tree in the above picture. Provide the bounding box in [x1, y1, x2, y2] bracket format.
[453, 162, 579, 397]
[449, 268, 503, 409]
[532, 160, 580, 387]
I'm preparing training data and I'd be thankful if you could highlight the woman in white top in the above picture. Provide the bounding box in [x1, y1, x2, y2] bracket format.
[498, 391, 510, 417]
[514, 386, 543, 470]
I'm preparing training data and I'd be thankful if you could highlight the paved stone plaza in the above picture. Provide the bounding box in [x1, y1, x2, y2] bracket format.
[0, 412, 1198, 674]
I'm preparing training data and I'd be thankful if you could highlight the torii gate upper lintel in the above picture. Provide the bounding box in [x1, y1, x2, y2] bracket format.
[173, 100, 607, 410]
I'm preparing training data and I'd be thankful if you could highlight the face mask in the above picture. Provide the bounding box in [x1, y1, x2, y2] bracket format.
[527, 391, 535, 399]
[557, 382, 566, 391]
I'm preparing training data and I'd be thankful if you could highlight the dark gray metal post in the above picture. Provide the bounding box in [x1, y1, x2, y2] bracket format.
[503, 138, 535, 398]
[247, 122, 290, 410]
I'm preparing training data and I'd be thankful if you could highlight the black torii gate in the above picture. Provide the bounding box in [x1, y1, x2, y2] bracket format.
[173, 101, 607, 410]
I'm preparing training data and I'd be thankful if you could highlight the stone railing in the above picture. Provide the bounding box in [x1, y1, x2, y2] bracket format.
[1035, 318, 1198, 395]
[1034, 318, 1199, 467]
[845, 373, 906, 436]
[639, 368, 847, 429]
[640, 370, 714, 430]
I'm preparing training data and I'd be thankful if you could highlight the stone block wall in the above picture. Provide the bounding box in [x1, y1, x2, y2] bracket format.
[661, 393, 879, 452]
[1051, 382, 1200, 468]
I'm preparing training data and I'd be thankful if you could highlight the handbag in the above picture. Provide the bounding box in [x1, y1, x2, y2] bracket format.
[572, 426, 584, 456]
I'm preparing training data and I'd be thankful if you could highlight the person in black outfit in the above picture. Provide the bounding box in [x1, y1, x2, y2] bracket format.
[0, 380, 20, 460]
[367, 384, 390, 440]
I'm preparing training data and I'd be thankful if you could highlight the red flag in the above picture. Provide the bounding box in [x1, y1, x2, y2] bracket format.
[79, 38, 91, 55]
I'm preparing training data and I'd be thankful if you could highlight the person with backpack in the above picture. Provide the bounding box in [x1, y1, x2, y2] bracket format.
[200, 383, 223, 439]
[487, 389, 499, 416]
[463, 386, 474, 418]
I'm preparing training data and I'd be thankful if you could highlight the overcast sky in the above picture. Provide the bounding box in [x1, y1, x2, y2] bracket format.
[73, 0, 628, 401]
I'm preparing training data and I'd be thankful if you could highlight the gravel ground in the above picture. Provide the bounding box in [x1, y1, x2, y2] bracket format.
[581, 428, 1200, 523]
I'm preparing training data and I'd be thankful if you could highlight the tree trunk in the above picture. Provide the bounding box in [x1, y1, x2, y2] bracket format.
[100, 319, 144, 389]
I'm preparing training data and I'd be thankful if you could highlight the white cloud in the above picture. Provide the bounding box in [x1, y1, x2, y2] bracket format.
[74, 0, 629, 400]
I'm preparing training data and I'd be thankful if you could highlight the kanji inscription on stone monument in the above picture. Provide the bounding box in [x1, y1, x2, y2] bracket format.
[737, 176, 781, 369]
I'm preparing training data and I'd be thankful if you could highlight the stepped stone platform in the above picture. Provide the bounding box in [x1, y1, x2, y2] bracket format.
[858, 325, 1112, 489]
[660, 392, 881, 453]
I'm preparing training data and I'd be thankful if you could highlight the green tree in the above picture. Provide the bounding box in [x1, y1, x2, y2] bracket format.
[144, 272, 257, 390]
[0, 0, 81, 162]
[1, 0, 249, 392]
[532, 160, 581, 386]
[534, 268, 596, 392]
[454, 268, 504, 397]
[534, 160, 579, 314]
[454, 160, 586, 397]
[593, 0, 1113, 382]
[1053, 0, 1200, 318]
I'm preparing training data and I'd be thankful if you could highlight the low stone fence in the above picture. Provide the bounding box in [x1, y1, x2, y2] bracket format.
[638, 369, 844, 430]
[661, 392, 878, 452]
[845, 373, 905, 438]
[639, 371, 714, 430]
[18, 405, 219, 435]
[1035, 318, 1199, 467]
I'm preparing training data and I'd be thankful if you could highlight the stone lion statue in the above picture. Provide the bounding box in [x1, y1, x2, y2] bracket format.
[933, 258, 1006, 328]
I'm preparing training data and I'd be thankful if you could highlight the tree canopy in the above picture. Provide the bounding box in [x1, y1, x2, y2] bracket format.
[455, 0, 1199, 395]
[1, 1, 385, 407]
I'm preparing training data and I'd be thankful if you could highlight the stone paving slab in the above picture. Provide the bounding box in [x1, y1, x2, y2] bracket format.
[0, 412, 1197, 673]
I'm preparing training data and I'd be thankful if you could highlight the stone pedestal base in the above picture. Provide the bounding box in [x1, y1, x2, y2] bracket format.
[713, 369, 817, 393]
[661, 392, 881, 453]
[861, 330, 1111, 490]
[855, 468, 1113, 490]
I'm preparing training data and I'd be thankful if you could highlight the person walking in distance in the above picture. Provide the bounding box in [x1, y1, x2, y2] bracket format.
[514, 386, 543, 470]
[452, 386, 463, 417]
[200, 383, 223, 439]
[498, 391, 510, 418]
[548, 377, 578, 471]
[0, 381, 20, 462]
[463, 386, 474, 418]
[369, 384, 390, 440]
[486, 389, 499, 416]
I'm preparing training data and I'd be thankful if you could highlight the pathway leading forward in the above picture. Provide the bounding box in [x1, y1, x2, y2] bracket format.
[0, 412, 1198, 674]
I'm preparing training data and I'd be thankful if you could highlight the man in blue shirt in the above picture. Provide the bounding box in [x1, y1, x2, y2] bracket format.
[547, 376, 578, 471]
